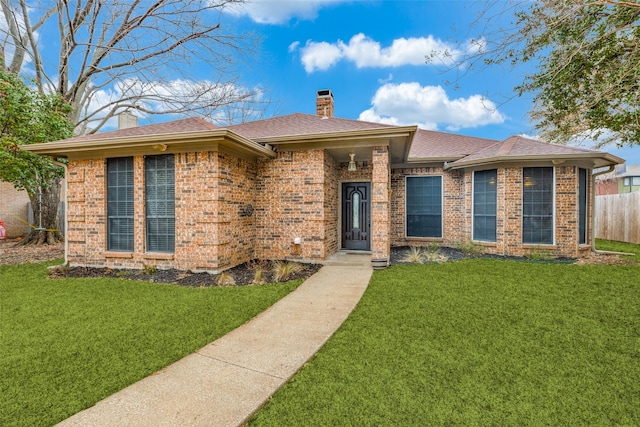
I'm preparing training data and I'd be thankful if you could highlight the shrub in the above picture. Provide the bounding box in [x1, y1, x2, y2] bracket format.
[401, 246, 425, 264]
[216, 272, 236, 286]
[142, 264, 157, 275]
[252, 268, 266, 285]
[273, 261, 303, 282]
[525, 249, 556, 262]
[424, 251, 448, 263]
[454, 241, 482, 255]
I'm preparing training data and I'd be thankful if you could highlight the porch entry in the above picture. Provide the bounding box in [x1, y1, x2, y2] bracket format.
[341, 182, 371, 250]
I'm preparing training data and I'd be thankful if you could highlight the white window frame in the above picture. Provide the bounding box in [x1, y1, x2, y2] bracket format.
[472, 169, 498, 243]
[404, 175, 443, 239]
[522, 167, 556, 245]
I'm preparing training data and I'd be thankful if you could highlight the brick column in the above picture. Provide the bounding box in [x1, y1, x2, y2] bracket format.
[371, 146, 390, 268]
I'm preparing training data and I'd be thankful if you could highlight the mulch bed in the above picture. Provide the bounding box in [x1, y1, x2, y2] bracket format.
[389, 246, 634, 266]
[48, 260, 323, 287]
[2, 237, 634, 287]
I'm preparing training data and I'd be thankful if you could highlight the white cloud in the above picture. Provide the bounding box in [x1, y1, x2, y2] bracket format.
[358, 82, 506, 131]
[83, 78, 256, 130]
[378, 73, 393, 84]
[287, 41, 300, 53]
[294, 33, 471, 73]
[299, 41, 344, 73]
[226, 0, 345, 24]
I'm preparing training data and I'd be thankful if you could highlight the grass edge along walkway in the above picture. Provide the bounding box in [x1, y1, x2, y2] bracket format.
[0, 260, 302, 427]
[250, 257, 640, 426]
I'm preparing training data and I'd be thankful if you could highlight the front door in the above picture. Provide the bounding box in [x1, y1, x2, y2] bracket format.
[342, 182, 371, 250]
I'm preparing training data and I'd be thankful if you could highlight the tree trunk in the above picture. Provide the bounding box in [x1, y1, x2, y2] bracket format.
[20, 178, 64, 245]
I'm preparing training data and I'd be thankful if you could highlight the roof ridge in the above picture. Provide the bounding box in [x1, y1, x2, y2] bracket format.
[188, 116, 218, 129]
[495, 136, 519, 156]
[416, 127, 499, 143]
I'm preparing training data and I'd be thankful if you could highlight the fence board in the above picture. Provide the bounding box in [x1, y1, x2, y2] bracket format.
[595, 192, 640, 244]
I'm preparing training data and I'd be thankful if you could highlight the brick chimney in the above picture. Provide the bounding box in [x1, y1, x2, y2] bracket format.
[316, 89, 334, 118]
[118, 111, 138, 129]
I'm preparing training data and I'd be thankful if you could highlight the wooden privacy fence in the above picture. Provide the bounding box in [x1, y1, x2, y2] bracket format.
[594, 192, 640, 244]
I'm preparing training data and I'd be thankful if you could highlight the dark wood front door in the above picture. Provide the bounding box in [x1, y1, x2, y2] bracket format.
[342, 182, 371, 250]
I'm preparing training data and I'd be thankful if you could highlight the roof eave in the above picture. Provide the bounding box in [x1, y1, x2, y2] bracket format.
[21, 129, 276, 160]
[392, 156, 464, 169]
[252, 126, 419, 145]
[251, 125, 418, 164]
[444, 152, 625, 170]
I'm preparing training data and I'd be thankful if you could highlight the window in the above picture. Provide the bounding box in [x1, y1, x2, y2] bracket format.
[621, 176, 639, 192]
[145, 154, 175, 252]
[578, 168, 587, 245]
[473, 169, 497, 242]
[406, 176, 442, 238]
[107, 157, 134, 251]
[522, 167, 554, 244]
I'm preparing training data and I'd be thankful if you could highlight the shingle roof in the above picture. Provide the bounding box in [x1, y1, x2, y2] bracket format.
[228, 112, 395, 140]
[458, 135, 599, 162]
[35, 112, 621, 168]
[408, 129, 498, 160]
[63, 117, 218, 143]
[446, 135, 623, 169]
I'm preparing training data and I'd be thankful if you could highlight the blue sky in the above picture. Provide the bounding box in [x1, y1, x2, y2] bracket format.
[8, 0, 639, 164]
[230, 1, 529, 135]
[224, 0, 639, 165]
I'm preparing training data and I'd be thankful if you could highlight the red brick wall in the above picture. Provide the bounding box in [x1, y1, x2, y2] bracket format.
[371, 147, 390, 263]
[173, 152, 258, 271]
[256, 150, 332, 261]
[66, 152, 258, 271]
[323, 151, 339, 256]
[65, 151, 593, 270]
[66, 159, 107, 266]
[391, 165, 592, 258]
[391, 166, 465, 247]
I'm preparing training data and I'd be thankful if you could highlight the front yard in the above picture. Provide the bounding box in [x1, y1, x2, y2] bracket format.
[0, 261, 302, 427]
[250, 244, 640, 425]
[1, 240, 638, 426]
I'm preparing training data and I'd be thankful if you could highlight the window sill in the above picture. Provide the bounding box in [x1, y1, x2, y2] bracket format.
[522, 244, 556, 249]
[143, 252, 175, 261]
[104, 251, 133, 259]
[404, 237, 443, 242]
[472, 241, 497, 247]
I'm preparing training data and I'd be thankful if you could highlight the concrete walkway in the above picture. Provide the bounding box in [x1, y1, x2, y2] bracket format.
[58, 253, 372, 427]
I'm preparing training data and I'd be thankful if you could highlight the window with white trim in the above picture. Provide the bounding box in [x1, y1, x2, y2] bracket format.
[406, 176, 442, 238]
[473, 169, 497, 242]
[145, 154, 175, 252]
[107, 157, 134, 251]
[522, 167, 554, 244]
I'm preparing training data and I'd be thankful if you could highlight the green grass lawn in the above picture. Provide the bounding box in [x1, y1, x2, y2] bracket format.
[251, 245, 640, 425]
[0, 261, 301, 427]
[596, 238, 640, 263]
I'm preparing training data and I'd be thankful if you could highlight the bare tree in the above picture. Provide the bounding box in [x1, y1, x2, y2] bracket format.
[1, 0, 263, 133]
[1, 0, 266, 246]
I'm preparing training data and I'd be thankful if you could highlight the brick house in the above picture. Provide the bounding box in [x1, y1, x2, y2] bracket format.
[24, 90, 623, 271]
